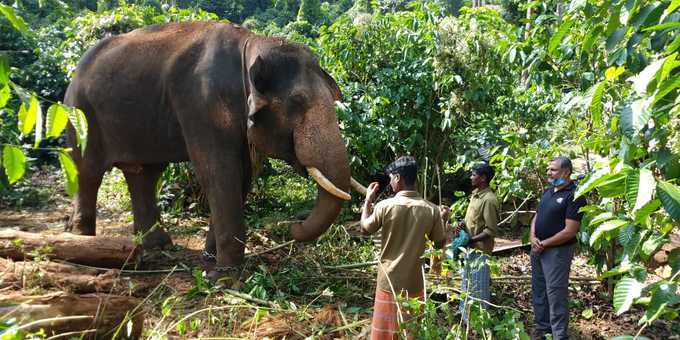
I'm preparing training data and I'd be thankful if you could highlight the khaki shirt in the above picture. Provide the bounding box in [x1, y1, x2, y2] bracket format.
[362, 191, 446, 295]
[463, 187, 500, 254]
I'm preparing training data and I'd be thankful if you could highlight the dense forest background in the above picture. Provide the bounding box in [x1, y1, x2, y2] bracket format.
[1, 0, 680, 338]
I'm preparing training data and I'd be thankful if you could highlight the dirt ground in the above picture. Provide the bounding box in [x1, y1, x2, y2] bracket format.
[1, 169, 679, 339]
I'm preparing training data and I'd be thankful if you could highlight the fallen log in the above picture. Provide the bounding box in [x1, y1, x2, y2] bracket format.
[0, 258, 121, 293]
[0, 292, 144, 339]
[0, 230, 138, 268]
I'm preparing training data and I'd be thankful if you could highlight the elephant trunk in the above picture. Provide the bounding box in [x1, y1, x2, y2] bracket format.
[291, 104, 351, 241]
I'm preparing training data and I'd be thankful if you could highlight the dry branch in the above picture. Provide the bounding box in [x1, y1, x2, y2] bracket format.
[0, 230, 138, 268]
[0, 258, 120, 293]
[0, 292, 143, 339]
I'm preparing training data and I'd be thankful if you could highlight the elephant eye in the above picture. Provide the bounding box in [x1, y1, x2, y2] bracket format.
[288, 93, 309, 112]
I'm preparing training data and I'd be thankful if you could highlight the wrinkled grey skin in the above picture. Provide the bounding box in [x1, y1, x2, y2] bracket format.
[64, 22, 351, 275]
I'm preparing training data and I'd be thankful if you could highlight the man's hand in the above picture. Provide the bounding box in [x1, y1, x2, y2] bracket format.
[453, 221, 465, 235]
[530, 234, 544, 254]
[365, 182, 380, 204]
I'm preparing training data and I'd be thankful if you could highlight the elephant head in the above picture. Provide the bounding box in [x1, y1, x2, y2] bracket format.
[243, 38, 352, 241]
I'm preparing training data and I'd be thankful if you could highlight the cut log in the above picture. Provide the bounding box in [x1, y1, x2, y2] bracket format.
[0, 230, 138, 268]
[0, 258, 121, 293]
[0, 292, 143, 339]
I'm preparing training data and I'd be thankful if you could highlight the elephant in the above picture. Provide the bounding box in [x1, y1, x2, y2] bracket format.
[63, 21, 365, 278]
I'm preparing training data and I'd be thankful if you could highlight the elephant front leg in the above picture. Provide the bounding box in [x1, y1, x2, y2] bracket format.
[67, 169, 105, 235]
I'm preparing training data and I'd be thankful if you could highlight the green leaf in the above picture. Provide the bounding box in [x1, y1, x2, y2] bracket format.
[606, 4, 622, 37]
[582, 26, 602, 52]
[667, 34, 680, 54]
[549, 19, 573, 55]
[575, 168, 610, 198]
[606, 28, 626, 51]
[605, 66, 625, 81]
[46, 103, 69, 138]
[668, 248, 680, 278]
[0, 55, 8, 86]
[619, 97, 653, 139]
[617, 224, 637, 248]
[0, 4, 28, 34]
[596, 171, 628, 197]
[626, 169, 655, 212]
[2, 145, 26, 184]
[589, 81, 605, 127]
[58, 151, 78, 196]
[613, 277, 643, 315]
[0, 84, 10, 108]
[643, 22, 680, 31]
[653, 75, 680, 105]
[66, 106, 88, 153]
[17, 95, 39, 135]
[640, 283, 679, 324]
[34, 99, 43, 148]
[629, 58, 664, 95]
[667, 0, 680, 15]
[590, 219, 629, 246]
[581, 308, 593, 319]
[657, 180, 680, 222]
[590, 211, 615, 226]
[641, 234, 666, 258]
[610, 336, 651, 340]
[657, 52, 679, 85]
[631, 4, 660, 29]
[635, 199, 662, 223]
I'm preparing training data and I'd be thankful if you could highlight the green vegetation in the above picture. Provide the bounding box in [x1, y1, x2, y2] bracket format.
[1, 0, 679, 338]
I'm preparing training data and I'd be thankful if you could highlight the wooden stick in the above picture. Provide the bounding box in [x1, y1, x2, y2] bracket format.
[498, 196, 533, 225]
[246, 240, 295, 258]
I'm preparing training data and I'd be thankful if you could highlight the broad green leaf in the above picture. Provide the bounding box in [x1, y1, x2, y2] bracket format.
[590, 211, 615, 226]
[657, 180, 680, 222]
[640, 283, 679, 324]
[46, 103, 69, 138]
[626, 169, 655, 212]
[617, 224, 637, 248]
[2, 145, 26, 184]
[610, 336, 651, 340]
[629, 58, 664, 95]
[619, 97, 653, 139]
[0, 84, 9, 108]
[0, 4, 28, 34]
[589, 81, 605, 127]
[590, 219, 629, 246]
[653, 75, 680, 105]
[575, 168, 610, 198]
[66, 106, 88, 153]
[0, 55, 8, 86]
[613, 277, 643, 315]
[667, 0, 680, 15]
[33, 99, 43, 148]
[668, 248, 680, 278]
[667, 34, 680, 54]
[643, 22, 680, 31]
[606, 28, 626, 51]
[635, 199, 662, 223]
[596, 171, 627, 197]
[631, 4, 660, 29]
[58, 151, 78, 196]
[605, 66, 625, 81]
[549, 19, 573, 55]
[606, 4, 622, 36]
[641, 234, 666, 258]
[17, 95, 39, 135]
[582, 26, 602, 52]
[657, 52, 679, 85]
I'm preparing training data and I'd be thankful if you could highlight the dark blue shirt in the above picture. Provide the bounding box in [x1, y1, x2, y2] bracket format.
[534, 182, 587, 244]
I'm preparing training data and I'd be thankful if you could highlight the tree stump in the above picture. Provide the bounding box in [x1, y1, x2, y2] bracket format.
[0, 292, 143, 339]
[0, 258, 122, 293]
[0, 230, 138, 268]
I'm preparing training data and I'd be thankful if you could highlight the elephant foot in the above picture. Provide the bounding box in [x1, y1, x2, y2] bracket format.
[141, 228, 173, 249]
[207, 266, 243, 289]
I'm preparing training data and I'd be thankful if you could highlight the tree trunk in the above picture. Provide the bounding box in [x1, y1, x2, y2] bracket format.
[0, 258, 120, 293]
[0, 292, 143, 339]
[0, 230, 138, 268]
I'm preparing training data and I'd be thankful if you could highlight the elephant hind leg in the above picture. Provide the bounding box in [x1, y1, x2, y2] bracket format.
[122, 163, 172, 249]
[66, 166, 106, 235]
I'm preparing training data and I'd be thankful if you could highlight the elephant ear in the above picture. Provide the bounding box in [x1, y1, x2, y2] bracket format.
[247, 56, 269, 128]
[321, 69, 342, 101]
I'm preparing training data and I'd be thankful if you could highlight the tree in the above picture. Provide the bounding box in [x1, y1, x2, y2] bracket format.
[297, 0, 321, 24]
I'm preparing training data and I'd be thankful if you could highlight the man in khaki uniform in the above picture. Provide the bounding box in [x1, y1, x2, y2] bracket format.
[455, 163, 499, 321]
[361, 156, 446, 339]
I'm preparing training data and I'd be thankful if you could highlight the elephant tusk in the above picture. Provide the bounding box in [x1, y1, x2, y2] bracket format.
[306, 167, 351, 201]
[350, 177, 367, 195]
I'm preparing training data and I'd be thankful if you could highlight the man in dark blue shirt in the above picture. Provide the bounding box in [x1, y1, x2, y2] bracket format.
[530, 156, 586, 340]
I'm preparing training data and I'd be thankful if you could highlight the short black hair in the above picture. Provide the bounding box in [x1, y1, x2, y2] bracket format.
[472, 162, 495, 183]
[551, 156, 573, 173]
[385, 156, 417, 186]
